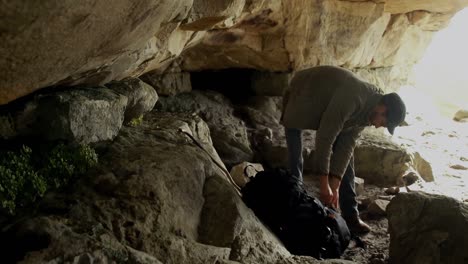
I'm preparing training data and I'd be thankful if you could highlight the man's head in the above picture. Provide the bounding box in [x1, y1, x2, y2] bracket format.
[369, 93, 406, 135]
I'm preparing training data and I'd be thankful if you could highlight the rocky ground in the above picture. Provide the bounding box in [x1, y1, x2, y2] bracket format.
[302, 176, 391, 264]
[302, 111, 468, 264]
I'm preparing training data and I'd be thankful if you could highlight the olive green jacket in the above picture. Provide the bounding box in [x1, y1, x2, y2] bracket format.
[281, 66, 383, 178]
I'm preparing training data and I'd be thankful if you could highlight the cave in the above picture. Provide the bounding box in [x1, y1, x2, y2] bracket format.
[190, 69, 256, 102]
[0, 1, 467, 264]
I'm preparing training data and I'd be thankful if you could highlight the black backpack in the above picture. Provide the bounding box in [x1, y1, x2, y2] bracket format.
[241, 168, 351, 259]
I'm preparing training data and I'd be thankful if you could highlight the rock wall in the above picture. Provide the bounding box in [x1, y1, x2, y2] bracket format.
[2, 0, 468, 105]
[0, 0, 243, 105]
[0, 111, 355, 264]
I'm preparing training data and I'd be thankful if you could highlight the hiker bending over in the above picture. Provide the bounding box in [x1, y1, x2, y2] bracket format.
[281, 65, 406, 234]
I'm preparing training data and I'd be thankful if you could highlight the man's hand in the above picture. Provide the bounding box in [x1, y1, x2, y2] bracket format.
[328, 175, 341, 209]
[319, 175, 333, 206]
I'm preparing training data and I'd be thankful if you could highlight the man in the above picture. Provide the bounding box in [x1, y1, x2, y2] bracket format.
[281, 66, 406, 234]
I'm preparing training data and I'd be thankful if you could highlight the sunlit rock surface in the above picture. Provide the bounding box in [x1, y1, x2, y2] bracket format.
[8, 87, 128, 144]
[354, 128, 433, 187]
[0, 79, 158, 144]
[0, 0, 243, 105]
[106, 78, 159, 124]
[387, 192, 468, 264]
[2, 1, 468, 104]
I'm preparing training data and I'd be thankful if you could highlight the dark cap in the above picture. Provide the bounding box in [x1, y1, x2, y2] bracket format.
[381, 93, 406, 135]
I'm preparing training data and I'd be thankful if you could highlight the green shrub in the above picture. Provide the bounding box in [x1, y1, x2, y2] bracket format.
[0, 143, 98, 215]
[40, 143, 98, 188]
[128, 115, 144, 127]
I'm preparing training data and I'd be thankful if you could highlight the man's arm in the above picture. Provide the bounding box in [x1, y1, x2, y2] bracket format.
[314, 92, 358, 207]
[313, 92, 358, 176]
[329, 127, 363, 179]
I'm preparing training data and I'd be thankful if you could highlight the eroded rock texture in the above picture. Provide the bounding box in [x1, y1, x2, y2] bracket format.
[0, 0, 242, 104]
[2, 0, 468, 104]
[0, 111, 355, 264]
[387, 192, 468, 264]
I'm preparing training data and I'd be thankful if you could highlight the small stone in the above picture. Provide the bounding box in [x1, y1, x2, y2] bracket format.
[355, 177, 365, 196]
[453, 109, 468, 122]
[384, 186, 400, 195]
[368, 199, 390, 217]
[402, 171, 422, 186]
[450, 164, 468, 170]
[370, 257, 386, 264]
[73, 253, 94, 264]
[230, 162, 264, 188]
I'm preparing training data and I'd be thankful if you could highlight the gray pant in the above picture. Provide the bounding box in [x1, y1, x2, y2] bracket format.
[285, 127, 359, 218]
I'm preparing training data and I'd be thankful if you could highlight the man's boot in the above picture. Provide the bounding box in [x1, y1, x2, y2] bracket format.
[344, 214, 371, 234]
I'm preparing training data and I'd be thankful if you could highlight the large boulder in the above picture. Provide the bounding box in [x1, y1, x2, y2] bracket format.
[106, 78, 158, 124]
[11, 87, 128, 144]
[140, 71, 192, 97]
[387, 192, 468, 264]
[354, 128, 434, 187]
[0, 79, 158, 143]
[0, 111, 355, 264]
[156, 90, 254, 167]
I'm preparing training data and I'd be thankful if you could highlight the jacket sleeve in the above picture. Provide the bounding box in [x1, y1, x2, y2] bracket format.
[313, 92, 358, 176]
[329, 127, 363, 179]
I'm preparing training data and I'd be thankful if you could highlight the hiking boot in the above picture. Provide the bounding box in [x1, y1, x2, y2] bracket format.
[344, 215, 371, 234]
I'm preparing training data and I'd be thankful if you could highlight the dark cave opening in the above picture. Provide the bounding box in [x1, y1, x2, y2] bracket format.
[190, 69, 257, 104]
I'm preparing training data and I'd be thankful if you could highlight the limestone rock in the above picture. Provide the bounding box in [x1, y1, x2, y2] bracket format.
[384, 0, 468, 14]
[0, 0, 248, 105]
[2, 1, 468, 104]
[368, 199, 390, 217]
[0, 111, 355, 264]
[453, 109, 468, 122]
[354, 128, 434, 187]
[370, 14, 433, 68]
[355, 177, 365, 196]
[140, 71, 192, 96]
[230, 162, 264, 188]
[387, 192, 468, 264]
[15, 87, 127, 144]
[156, 90, 253, 167]
[106, 78, 158, 124]
[240, 96, 283, 129]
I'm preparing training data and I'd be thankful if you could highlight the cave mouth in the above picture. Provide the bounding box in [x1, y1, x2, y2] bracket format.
[395, 7, 468, 202]
[408, 7, 468, 120]
[190, 69, 257, 104]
